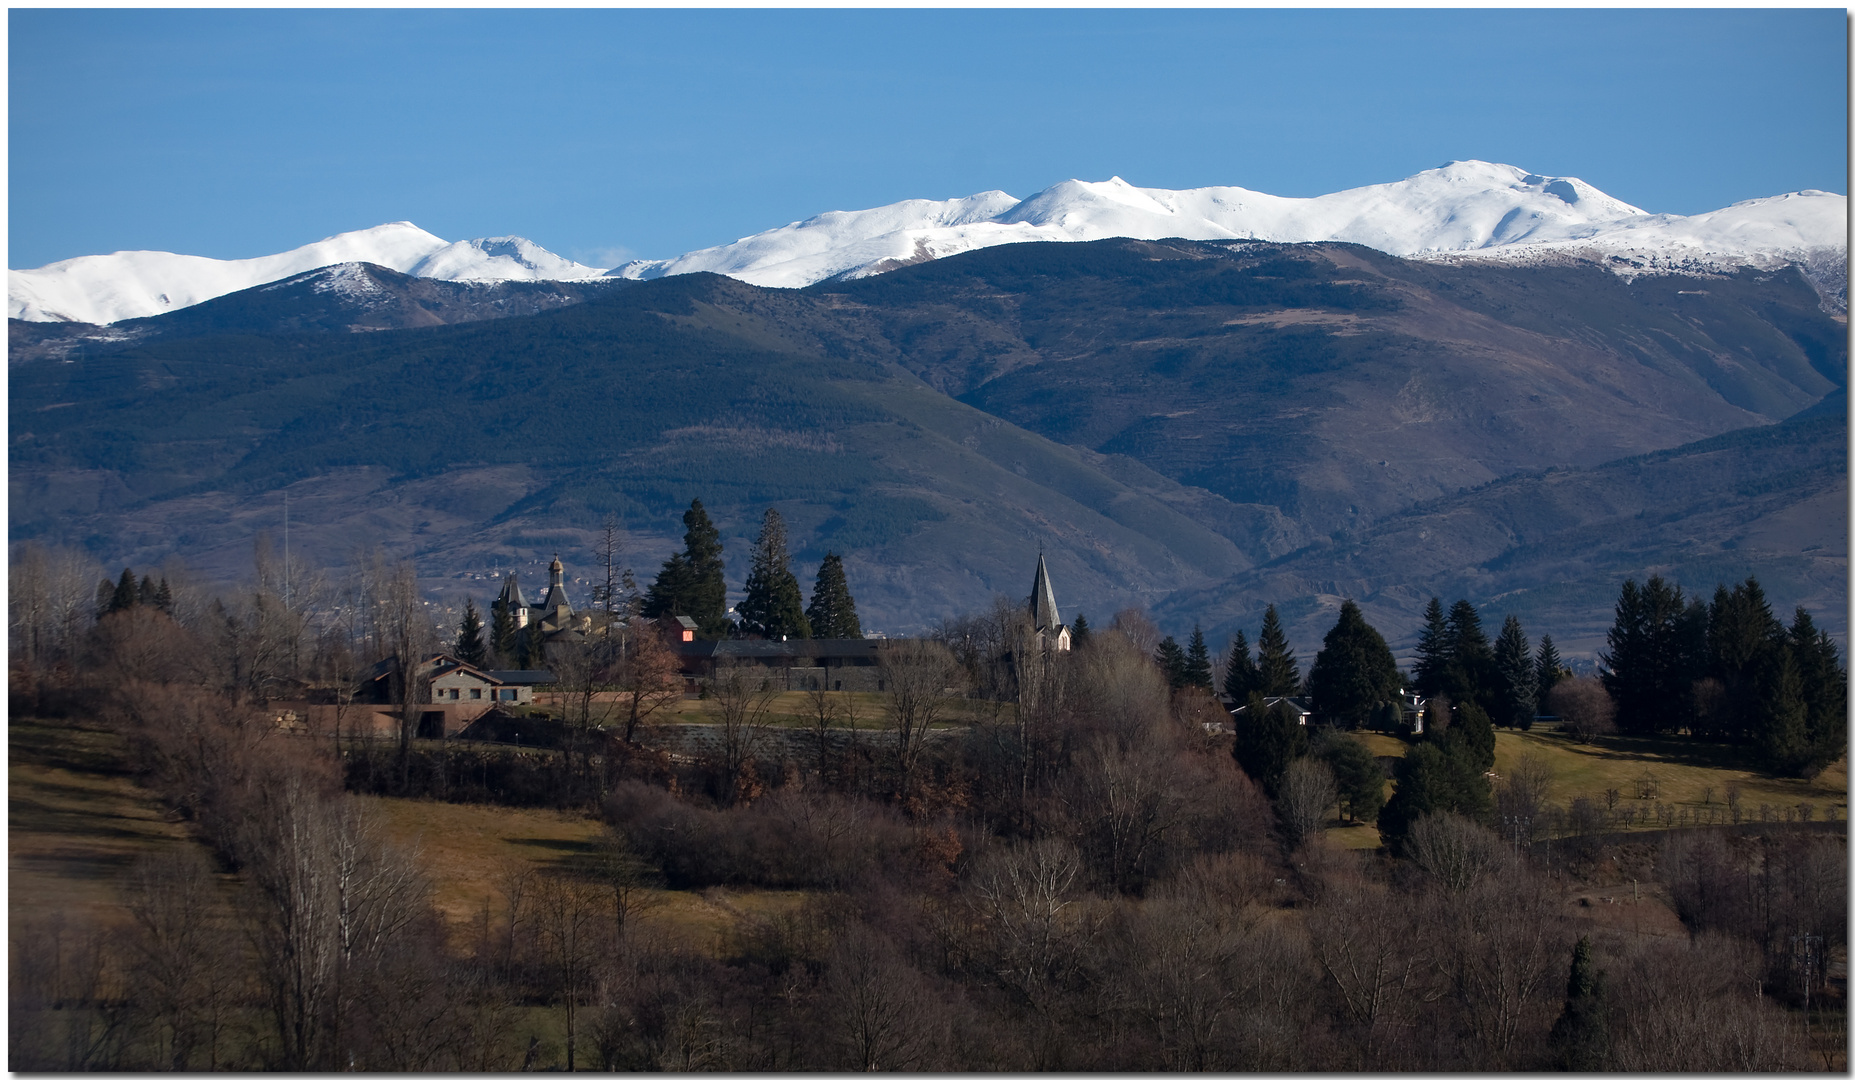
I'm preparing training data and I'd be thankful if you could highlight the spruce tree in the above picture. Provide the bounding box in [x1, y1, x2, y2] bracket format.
[96, 578, 116, 619]
[1306, 600, 1401, 729]
[1316, 730, 1386, 823]
[1183, 625, 1214, 690]
[643, 499, 729, 638]
[1601, 576, 1707, 736]
[110, 568, 139, 613]
[1704, 578, 1784, 740]
[1440, 698, 1497, 773]
[1493, 615, 1537, 729]
[1412, 597, 1450, 698]
[1444, 600, 1494, 709]
[1223, 630, 1259, 701]
[738, 508, 810, 640]
[1535, 634, 1565, 705]
[1155, 636, 1188, 690]
[1376, 741, 1492, 853]
[1789, 607, 1847, 775]
[1549, 936, 1610, 1069]
[154, 578, 174, 615]
[490, 597, 519, 666]
[1256, 605, 1301, 695]
[1232, 692, 1308, 798]
[805, 552, 862, 639]
[1071, 613, 1091, 649]
[137, 574, 158, 607]
[1754, 646, 1812, 776]
[456, 599, 487, 668]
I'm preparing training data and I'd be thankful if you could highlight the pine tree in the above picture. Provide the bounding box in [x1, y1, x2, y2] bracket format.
[1316, 730, 1386, 822]
[137, 573, 158, 607]
[1306, 600, 1402, 729]
[1549, 936, 1610, 1070]
[1376, 741, 1492, 853]
[96, 578, 116, 619]
[456, 599, 487, 668]
[1071, 613, 1091, 649]
[1155, 636, 1188, 690]
[490, 597, 519, 666]
[1232, 692, 1308, 798]
[110, 568, 139, 614]
[1183, 625, 1214, 690]
[1535, 634, 1565, 704]
[1223, 630, 1260, 701]
[1789, 607, 1847, 775]
[737, 508, 810, 640]
[1444, 600, 1494, 709]
[1256, 605, 1300, 695]
[1704, 578, 1784, 740]
[1493, 615, 1537, 729]
[1440, 698, 1497, 773]
[1412, 597, 1450, 698]
[1601, 576, 1707, 736]
[643, 499, 729, 638]
[805, 552, 862, 639]
[1754, 645, 1812, 775]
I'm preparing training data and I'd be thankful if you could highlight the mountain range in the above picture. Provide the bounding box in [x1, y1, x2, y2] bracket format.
[13, 161, 1846, 325]
[10, 228, 1845, 661]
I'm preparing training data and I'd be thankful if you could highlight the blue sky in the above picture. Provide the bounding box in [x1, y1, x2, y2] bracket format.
[10, 8, 1848, 270]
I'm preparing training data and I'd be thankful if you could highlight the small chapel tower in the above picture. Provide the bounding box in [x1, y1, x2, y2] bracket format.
[1028, 552, 1071, 652]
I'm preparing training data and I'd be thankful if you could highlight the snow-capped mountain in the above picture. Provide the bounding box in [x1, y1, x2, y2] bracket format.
[610, 161, 1845, 292]
[9, 223, 605, 324]
[11, 161, 1845, 324]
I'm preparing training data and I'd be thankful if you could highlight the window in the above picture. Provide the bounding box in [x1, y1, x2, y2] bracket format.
[501, 688, 517, 701]
[470, 688, 482, 700]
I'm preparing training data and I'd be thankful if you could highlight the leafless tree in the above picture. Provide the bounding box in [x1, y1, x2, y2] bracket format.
[533, 872, 607, 1071]
[1305, 874, 1428, 1068]
[1550, 677, 1616, 742]
[1495, 752, 1553, 845]
[1278, 756, 1338, 849]
[613, 621, 681, 743]
[1404, 812, 1506, 893]
[711, 659, 779, 804]
[968, 837, 1090, 1020]
[590, 828, 664, 937]
[1057, 733, 1186, 893]
[880, 639, 960, 802]
[121, 847, 244, 1070]
[825, 921, 948, 1070]
[1107, 607, 1161, 657]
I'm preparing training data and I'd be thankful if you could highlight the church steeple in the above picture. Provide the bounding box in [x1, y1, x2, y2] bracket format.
[1027, 552, 1070, 651]
[1029, 552, 1061, 633]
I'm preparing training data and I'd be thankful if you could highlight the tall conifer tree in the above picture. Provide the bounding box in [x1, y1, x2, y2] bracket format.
[643, 499, 729, 638]
[738, 508, 810, 639]
[1306, 600, 1401, 729]
[1493, 615, 1537, 729]
[1256, 605, 1301, 696]
[1156, 636, 1188, 690]
[1183, 626, 1214, 690]
[1223, 630, 1260, 701]
[1412, 597, 1450, 698]
[456, 599, 487, 668]
[1535, 635, 1565, 704]
[805, 552, 862, 639]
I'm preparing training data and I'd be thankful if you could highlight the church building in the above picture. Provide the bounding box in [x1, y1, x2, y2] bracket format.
[1028, 552, 1071, 652]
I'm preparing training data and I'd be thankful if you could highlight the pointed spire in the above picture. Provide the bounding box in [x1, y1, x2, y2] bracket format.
[1029, 552, 1061, 633]
[499, 571, 528, 610]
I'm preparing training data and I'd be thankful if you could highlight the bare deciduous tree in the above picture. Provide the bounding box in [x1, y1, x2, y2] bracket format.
[1550, 677, 1616, 742]
[880, 639, 960, 802]
[711, 659, 778, 805]
[1278, 756, 1338, 850]
[532, 872, 604, 1071]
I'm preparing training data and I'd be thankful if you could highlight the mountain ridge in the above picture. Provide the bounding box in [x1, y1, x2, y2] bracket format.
[13, 161, 1845, 324]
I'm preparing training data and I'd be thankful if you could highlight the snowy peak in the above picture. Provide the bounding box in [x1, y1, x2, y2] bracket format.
[407, 237, 607, 282]
[12, 162, 1846, 323]
[8, 223, 596, 324]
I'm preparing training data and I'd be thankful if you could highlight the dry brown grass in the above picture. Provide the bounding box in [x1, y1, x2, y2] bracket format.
[362, 794, 813, 956]
[8, 717, 200, 927]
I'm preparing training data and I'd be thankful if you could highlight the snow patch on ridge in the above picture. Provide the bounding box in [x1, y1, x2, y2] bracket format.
[11, 163, 1846, 323]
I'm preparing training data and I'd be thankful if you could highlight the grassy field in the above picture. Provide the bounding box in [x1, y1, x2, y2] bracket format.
[363, 794, 810, 955]
[531, 689, 989, 731]
[1325, 725, 1848, 850]
[9, 717, 202, 927]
